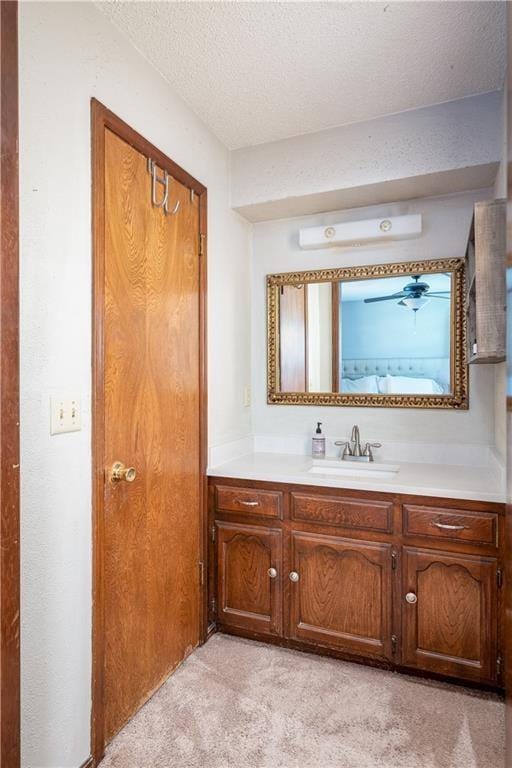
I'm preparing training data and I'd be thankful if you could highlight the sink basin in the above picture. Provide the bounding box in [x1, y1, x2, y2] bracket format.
[308, 459, 400, 480]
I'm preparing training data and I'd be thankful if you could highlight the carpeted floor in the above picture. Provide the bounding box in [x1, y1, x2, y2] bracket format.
[100, 633, 504, 768]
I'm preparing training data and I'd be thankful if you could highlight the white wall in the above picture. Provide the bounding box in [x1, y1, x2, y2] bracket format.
[19, 3, 251, 766]
[307, 283, 332, 391]
[493, 82, 507, 462]
[341, 298, 450, 359]
[232, 92, 501, 221]
[252, 191, 496, 448]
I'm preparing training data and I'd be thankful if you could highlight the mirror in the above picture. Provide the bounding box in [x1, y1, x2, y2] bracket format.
[267, 258, 468, 409]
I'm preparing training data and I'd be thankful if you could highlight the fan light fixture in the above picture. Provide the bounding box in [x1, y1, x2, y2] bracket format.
[364, 274, 449, 314]
[400, 296, 430, 312]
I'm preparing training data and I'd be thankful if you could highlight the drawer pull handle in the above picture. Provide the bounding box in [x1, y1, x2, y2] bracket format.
[237, 500, 260, 507]
[268, 567, 278, 579]
[432, 521, 467, 531]
[405, 592, 417, 604]
[289, 571, 299, 582]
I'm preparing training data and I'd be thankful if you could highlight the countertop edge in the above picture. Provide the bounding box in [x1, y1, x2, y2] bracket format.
[207, 456, 506, 505]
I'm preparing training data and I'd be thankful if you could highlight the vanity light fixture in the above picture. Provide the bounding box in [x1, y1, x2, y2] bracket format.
[299, 213, 422, 250]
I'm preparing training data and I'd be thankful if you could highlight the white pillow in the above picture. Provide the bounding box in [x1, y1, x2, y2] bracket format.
[341, 375, 379, 394]
[382, 375, 443, 395]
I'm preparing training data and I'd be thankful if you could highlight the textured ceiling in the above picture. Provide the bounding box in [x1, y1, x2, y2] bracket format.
[98, 1, 506, 150]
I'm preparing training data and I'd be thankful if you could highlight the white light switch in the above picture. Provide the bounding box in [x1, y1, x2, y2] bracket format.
[50, 395, 82, 435]
[243, 386, 251, 407]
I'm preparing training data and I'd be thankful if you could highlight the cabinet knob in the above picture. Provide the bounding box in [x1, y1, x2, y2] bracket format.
[267, 567, 278, 579]
[405, 592, 417, 604]
[289, 571, 299, 582]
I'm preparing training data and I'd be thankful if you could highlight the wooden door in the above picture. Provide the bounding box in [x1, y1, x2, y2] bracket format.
[279, 284, 307, 391]
[506, 10, 512, 753]
[288, 532, 394, 660]
[93, 105, 206, 749]
[0, 3, 20, 766]
[217, 521, 283, 636]
[402, 547, 498, 683]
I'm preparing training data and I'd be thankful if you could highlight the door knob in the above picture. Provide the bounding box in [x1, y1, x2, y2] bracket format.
[405, 592, 417, 604]
[110, 461, 137, 483]
[289, 571, 299, 582]
[268, 567, 278, 579]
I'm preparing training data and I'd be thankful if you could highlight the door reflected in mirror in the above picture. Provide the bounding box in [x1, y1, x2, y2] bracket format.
[268, 259, 467, 409]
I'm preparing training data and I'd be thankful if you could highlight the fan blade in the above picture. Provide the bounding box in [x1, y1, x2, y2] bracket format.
[428, 295, 450, 300]
[364, 292, 406, 304]
[425, 291, 450, 297]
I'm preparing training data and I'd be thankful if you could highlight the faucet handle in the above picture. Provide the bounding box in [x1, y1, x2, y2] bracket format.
[334, 440, 353, 456]
[363, 442, 382, 461]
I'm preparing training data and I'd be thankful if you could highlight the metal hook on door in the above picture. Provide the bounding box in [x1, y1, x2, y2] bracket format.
[148, 158, 169, 210]
[147, 159, 180, 216]
[165, 177, 180, 216]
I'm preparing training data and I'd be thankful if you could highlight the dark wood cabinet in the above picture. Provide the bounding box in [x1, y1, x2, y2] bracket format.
[216, 521, 283, 636]
[401, 547, 498, 684]
[288, 532, 394, 660]
[210, 478, 504, 689]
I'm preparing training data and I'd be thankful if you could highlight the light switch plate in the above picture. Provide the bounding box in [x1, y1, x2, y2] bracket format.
[243, 386, 251, 407]
[50, 394, 82, 435]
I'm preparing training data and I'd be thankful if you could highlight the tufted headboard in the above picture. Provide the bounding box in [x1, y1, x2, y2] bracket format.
[341, 357, 451, 393]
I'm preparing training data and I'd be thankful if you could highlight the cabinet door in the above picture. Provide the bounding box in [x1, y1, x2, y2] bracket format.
[288, 532, 394, 660]
[216, 521, 283, 636]
[402, 547, 498, 683]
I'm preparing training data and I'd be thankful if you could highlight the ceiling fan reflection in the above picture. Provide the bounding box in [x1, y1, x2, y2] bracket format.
[363, 275, 450, 313]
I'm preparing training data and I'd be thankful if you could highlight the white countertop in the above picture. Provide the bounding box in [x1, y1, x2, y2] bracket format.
[207, 452, 505, 504]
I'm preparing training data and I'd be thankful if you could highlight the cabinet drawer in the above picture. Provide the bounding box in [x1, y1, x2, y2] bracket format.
[216, 486, 283, 519]
[403, 505, 498, 547]
[291, 493, 393, 533]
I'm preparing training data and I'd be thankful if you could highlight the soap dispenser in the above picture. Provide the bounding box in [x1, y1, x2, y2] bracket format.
[312, 422, 326, 458]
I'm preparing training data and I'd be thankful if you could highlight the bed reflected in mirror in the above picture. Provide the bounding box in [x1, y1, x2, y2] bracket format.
[267, 259, 468, 409]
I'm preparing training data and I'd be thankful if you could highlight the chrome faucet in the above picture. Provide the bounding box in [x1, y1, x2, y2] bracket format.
[335, 425, 382, 463]
[351, 425, 363, 457]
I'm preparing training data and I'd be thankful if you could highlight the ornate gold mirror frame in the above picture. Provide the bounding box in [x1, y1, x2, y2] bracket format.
[267, 257, 468, 409]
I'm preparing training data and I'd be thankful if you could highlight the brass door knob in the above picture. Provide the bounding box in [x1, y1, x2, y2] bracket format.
[110, 461, 137, 483]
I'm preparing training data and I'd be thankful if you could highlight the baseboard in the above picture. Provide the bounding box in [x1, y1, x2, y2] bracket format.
[206, 621, 217, 640]
[217, 626, 503, 695]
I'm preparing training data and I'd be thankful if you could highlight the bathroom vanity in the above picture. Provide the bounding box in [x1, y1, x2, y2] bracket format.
[207, 457, 505, 689]
[205, 237, 507, 691]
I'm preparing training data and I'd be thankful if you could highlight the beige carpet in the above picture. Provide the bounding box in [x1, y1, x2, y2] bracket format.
[100, 633, 504, 768]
